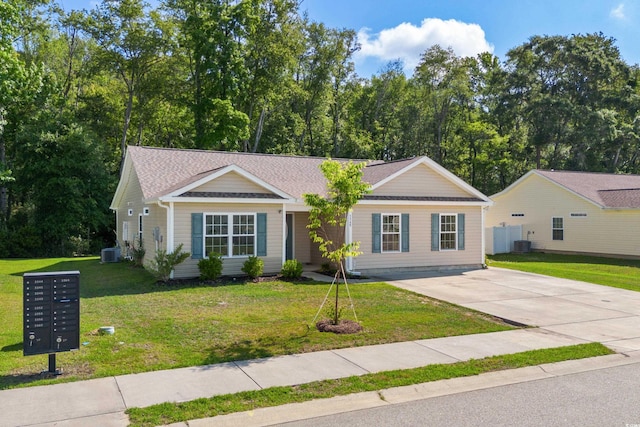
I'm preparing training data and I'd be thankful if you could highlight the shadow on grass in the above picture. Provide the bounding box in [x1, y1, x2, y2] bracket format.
[1, 343, 22, 352]
[203, 325, 313, 365]
[7, 258, 175, 299]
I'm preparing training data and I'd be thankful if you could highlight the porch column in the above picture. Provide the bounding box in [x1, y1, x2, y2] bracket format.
[345, 210, 353, 271]
[282, 204, 287, 266]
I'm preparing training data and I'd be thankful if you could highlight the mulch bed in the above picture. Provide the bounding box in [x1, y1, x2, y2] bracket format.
[157, 274, 313, 286]
[316, 319, 363, 334]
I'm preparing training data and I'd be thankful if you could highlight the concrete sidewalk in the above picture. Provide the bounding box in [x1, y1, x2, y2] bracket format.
[0, 328, 597, 427]
[2, 268, 640, 427]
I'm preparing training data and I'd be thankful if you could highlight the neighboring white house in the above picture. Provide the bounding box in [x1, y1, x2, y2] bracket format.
[486, 169, 640, 258]
[110, 146, 492, 278]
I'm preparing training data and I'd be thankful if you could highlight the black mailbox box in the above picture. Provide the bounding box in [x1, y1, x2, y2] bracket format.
[23, 271, 80, 356]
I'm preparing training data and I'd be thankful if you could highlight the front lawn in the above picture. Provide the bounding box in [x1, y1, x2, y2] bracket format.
[0, 258, 513, 389]
[487, 253, 640, 292]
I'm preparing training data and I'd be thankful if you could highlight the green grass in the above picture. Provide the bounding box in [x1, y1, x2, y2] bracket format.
[126, 342, 613, 427]
[0, 258, 513, 389]
[487, 253, 640, 292]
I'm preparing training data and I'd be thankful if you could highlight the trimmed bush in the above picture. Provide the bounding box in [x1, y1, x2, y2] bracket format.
[242, 256, 264, 279]
[198, 252, 224, 281]
[281, 259, 303, 279]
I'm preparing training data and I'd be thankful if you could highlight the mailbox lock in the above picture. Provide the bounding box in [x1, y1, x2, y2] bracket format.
[29, 333, 36, 340]
[56, 337, 62, 343]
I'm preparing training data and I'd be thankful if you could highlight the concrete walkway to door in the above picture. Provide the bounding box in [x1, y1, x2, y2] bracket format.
[379, 267, 640, 354]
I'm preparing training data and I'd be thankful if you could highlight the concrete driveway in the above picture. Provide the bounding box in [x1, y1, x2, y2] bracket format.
[378, 267, 640, 354]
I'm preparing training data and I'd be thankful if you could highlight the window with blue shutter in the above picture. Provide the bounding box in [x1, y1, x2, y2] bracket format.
[457, 213, 465, 250]
[372, 213, 381, 253]
[431, 213, 439, 251]
[191, 213, 203, 259]
[401, 213, 409, 252]
[257, 213, 267, 256]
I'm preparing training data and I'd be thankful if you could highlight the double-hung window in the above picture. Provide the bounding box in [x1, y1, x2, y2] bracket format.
[440, 214, 457, 250]
[552, 217, 564, 241]
[205, 213, 256, 257]
[381, 214, 401, 252]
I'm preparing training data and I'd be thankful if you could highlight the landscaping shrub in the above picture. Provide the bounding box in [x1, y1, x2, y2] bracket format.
[131, 236, 146, 267]
[242, 256, 264, 279]
[281, 259, 303, 279]
[198, 252, 224, 281]
[147, 243, 190, 282]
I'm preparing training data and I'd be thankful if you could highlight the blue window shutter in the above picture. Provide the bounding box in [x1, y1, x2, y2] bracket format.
[191, 213, 203, 259]
[431, 213, 440, 251]
[401, 213, 410, 252]
[372, 213, 381, 253]
[257, 213, 267, 256]
[458, 213, 465, 250]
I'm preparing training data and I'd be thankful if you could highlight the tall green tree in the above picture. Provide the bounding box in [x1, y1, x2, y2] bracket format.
[0, 0, 45, 229]
[83, 0, 168, 171]
[166, 0, 251, 150]
[504, 33, 635, 171]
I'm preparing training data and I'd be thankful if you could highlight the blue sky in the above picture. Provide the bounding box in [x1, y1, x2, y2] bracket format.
[60, 0, 640, 77]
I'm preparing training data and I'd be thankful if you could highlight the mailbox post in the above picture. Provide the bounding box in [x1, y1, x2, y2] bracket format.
[23, 271, 80, 374]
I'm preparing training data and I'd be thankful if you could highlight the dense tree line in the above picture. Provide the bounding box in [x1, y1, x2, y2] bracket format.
[1, 0, 639, 257]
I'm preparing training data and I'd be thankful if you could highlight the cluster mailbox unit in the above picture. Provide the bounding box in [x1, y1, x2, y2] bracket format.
[23, 271, 80, 374]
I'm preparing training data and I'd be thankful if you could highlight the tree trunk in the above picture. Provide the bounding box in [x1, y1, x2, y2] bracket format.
[119, 88, 134, 175]
[251, 106, 266, 153]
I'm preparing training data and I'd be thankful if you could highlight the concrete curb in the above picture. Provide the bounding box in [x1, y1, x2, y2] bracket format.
[188, 352, 640, 427]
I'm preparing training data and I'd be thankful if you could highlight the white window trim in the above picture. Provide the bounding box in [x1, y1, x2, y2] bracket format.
[138, 214, 143, 236]
[127, 208, 133, 216]
[552, 216, 564, 241]
[204, 212, 257, 258]
[381, 213, 402, 253]
[143, 207, 150, 216]
[439, 213, 458, 251]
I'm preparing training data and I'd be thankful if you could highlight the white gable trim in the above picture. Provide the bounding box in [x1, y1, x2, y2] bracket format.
[110, 151, 133, 210]
[358, 199, 492, 207]
[491, 170, 604, 208]
[370, 157, 490, 202]
[161, 164, 295, 201]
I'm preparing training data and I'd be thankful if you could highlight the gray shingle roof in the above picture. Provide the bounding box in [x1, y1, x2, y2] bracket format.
[128, 146, 384, 200]
[536, 170, 640, 208]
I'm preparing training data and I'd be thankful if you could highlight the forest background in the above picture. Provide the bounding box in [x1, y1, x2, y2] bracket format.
[1, 0, 639, 257]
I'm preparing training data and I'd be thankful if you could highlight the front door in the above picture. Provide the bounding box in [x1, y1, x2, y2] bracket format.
[285, 213, 294, 260]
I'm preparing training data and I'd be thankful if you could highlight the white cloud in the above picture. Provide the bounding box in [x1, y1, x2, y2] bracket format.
[610, 3, 626, 20]
[355, 18, 494, 74]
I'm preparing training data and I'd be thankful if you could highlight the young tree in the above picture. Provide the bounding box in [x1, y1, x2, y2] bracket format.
[304, 159, 370, 326]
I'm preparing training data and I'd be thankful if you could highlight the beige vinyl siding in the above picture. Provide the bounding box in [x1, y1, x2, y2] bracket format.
[141, 203, 167, 255]
[487, 173, 640, 257]
[194, 171, 273, 194]
[114, 166, 149, 260]
[172, 202, 283, 278]
[352, 205, 484, 273]
[372, 163, 473, 198]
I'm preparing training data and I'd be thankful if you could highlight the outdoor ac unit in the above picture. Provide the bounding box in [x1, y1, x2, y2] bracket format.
[101, 247, 121, 263]
[513, 240, 531, 254]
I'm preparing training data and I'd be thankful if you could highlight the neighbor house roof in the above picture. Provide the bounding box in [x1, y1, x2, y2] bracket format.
[497, 170, 640, 209]
[115, 146, 489, 206]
